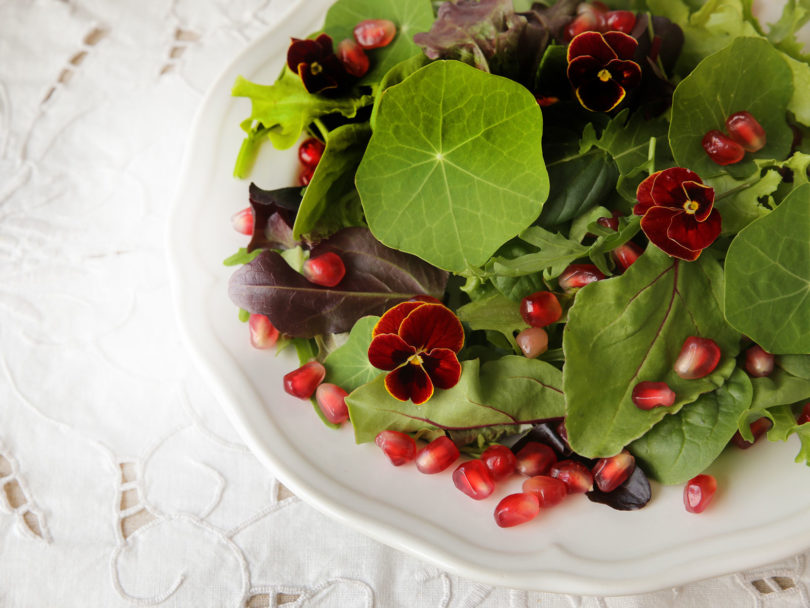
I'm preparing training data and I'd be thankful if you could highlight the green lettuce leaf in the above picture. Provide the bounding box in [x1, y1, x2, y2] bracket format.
[323, 316, 381, 392]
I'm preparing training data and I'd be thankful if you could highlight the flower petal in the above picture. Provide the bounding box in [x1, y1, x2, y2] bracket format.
[422, 348, 462, 390]
[567, 55, 601, 89]
[634, 170, 660, 216]
[567, 32, 617, 64]
[368, 333, 416, 371]
[603, 31, 638, 60]
[575, 79, 626, 112]
[606, 58, 642, 88]
[373, 302, 424, 338]
[667, 207, 722, 253]
[287, 38, 322, 71]
[640, 207, 701, 261]
[649, 167, 701, 208]
[384, 364, 434, 404]
[681, 180, 715, 222]
[398, 303, 465, 353]
[315, 33, 334, 54]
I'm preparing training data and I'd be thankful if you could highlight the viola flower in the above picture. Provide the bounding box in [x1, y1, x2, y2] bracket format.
[633, 167, 721, 262]
[566, 31, 642, 112]
[287, 34, 347, 94]
[367, 302, 464, 405]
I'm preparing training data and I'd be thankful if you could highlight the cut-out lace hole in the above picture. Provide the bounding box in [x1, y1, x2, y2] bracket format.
[278, 593, 300, 605]
[69, 51, 88, 66]
[0, 454, 12, 477]
[169, 46, 185, 59]
[83, 27, 106, 46]
[22, 511, 44, 538]
[772, 576, 796, 590]
[57, 69, 73, 85]
[120, 462, 137, 484]
[277, 483, 295, 502]
[246, 594, 270, 607]
[174, 27, 199, 42]
[120, 508, 156, 539]
[120, 488, 138, 510]
[4, 479, 26, 509]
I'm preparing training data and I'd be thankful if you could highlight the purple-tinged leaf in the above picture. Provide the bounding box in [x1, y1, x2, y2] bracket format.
[247, 183, 301, 252]
[586, 465, 651, 511]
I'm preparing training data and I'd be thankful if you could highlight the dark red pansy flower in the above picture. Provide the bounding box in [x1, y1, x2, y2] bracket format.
[566, 31, 642, 112]
[367, 302, 464, 405]
[287, 34, 347, 94]
[633, 167, 721, 262]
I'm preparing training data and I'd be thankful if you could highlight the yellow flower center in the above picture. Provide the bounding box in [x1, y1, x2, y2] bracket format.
[408, 353, 424, 366]
[310, 62, 323, 75]
[598, 69, 611, 82]
[683, 200, 700, 214]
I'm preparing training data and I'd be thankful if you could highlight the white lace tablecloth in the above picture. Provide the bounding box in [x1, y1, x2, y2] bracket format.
[2, 0, 809, 606]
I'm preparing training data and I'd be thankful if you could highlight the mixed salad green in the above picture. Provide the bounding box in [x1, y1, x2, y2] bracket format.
[226, 0, 810, 493]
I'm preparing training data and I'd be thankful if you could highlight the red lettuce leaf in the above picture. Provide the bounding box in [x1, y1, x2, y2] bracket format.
[247, 183, 301, 252]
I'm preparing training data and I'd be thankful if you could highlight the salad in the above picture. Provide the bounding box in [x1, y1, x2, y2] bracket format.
[224, 0, 810, 527]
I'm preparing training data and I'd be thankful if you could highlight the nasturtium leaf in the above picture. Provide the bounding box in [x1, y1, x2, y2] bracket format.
[457, 290, 527, 348]
[323, 316, 382, 392]
[669, 37, 793, 179]
[725, 183, 810, 354]
[346, 356, 564, 444]
[292, 123, 370, 240]
[356, 60, 549, 273]
[630, 369, 752, 485]
[323, 0, 435, 86]
[563, 247, 741, 458]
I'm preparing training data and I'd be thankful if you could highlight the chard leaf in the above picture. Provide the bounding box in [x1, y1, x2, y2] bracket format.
[669, 37, 793, 180]
[356, 60, 549, 272]
[563, 247, 741, 458]
[292, 123, 370, 240]
[630, 369, 752, 485]
[228, 227, 447, 337]
[457, 290, 527, 348]
[724, 183, 810, 354]
[323, 316, 382, 392]
[346, 356, 564, 444]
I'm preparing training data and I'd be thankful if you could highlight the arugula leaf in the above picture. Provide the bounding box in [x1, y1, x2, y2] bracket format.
[725, 183, 810, 354]
[630, 369, 752, 485]
[564, 247, 741, 458]
[346, 356, 564, 444]
[356, 60, 549, 272]
[323, 316, 382, 392]
[223, 248, 263, 267]
[490, 225, 588, 279]
[457, 290, 527, 348]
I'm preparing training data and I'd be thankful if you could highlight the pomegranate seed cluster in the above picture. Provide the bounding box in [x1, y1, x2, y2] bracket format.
[702, 111, 766, 166]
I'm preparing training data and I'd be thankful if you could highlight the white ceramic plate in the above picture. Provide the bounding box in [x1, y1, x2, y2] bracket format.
[167, 1, 810, 595]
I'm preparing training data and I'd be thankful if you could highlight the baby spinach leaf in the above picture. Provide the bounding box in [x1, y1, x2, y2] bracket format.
[778, 354, 810, 380]
[346, 356, 564, 444]
[323, 316, 381, 392]
[563, 247, 741, 458]
[539, 150, 618, 226]
[630, 369, 752, 485]
[669, 37, 793, 179]
[725, 183, 810, 354]
[749, 368, 810, 412]
[356, 60, 549, 273]
[323, 0, 434, 86]
[457, 290, 527, 348]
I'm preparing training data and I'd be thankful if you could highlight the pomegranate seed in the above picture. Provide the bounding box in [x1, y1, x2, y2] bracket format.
[520, 291, 562, 328]
[452, 459, 495, 500]
[612, 241, 643, 272]
[726, 111, 766, 152]
[535, 95, 559, 107]
[353, 19, 396, 49]
[673, 336, 721, 379]
[415, 436, 460, 474]
[564, 12, 603, 40]
[592, 450, 635, 492]
[299, 164, 315, 186]
[481, 444, 517, 481]
[597, 215, 619, 231]
[494, 492, 540, 528]
[315, 383, 350, 424]
[515, 442, 557, 477]
[298, 137, 324, 168]
[631, 381, 676, 410]
[558, 263, 605, 293]
[604, 10, 636, 33]
[684, 474, 717, 513]
[516, 327, 549, 359]
[248, 313, 279, 349]
[231, 207, 254, 235]
[522, 475, 567, 508]
[302, 252, 346, 287]
[797, 403, 810, 425]
[283, 361, 326, 399]
[702, 130, 745, 165]
[375, 430, 416, 466]
[744, 344, 774, 377]
[556, 420, 570, 446]
[550, 460, 594, 493]
[337, 38, 369, 77]
[731, 417, 772, 449]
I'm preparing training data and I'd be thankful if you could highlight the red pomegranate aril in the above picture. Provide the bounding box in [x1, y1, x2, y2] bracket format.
[702, 130, 745, 165]
[550, 460, 594, 493]
[726, 111, 766, 152]
[315, 383, 350, 424]
[494, 492, 540, 528]
[632, 381, 676, 410]
[375, 430, 417, 466]
[298, 137, 325, 168]
[337, 38, 370, 77]
[798, 403, 810, 425]
[674, 336, 722, 379]
[452, 459, 495, 500]
[283, 361, 326, 399]
[520, 291, 563, 328]
[302, 252, 346, 287]
[416, 436, 460, 474]
[684, 474, 717, 513]
[231, 207, 254, 235]
[744, 344, 774, 377]
[564, 12, 602, 40]
[481, 444, 517, 481]
[612, 241, 643, 272]
[248, 313, 279, 349]
[597, 215, 619, 231]
[592, 450, 635, 492]
[353, 19, 396, 49]
[515, 442, 557, 477]
[558, 263, 605, 293]
[522, 475, 568, 508]
[604, 10, 636, 33]
[299, 164, 315, 186]
[731, 417, 772, 449]
[516, 327, 549, 359]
